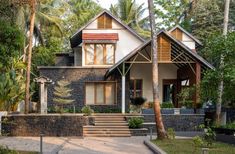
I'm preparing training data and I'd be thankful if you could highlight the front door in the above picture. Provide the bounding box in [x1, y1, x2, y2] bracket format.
[163, 79, 178, 107]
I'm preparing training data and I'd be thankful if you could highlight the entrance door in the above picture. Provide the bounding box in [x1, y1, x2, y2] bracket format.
[130, 79, 143, 98]
[163, 79, 177, 107]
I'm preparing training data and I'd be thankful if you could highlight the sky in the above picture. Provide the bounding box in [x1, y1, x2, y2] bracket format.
[94, 0, 148, 16]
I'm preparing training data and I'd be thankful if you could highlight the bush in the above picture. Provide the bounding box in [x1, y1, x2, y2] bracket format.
[193, 136, 204, 148]
[128, 117, 144, 128]
[130, 97, 146, 106]
[81, 106, 94, 116]
[161, 102, 174, 108]
[167, 128, 175, 139]
[0, 145, 17, 154]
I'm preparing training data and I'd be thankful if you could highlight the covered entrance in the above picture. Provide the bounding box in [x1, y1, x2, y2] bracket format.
[105, 30, 214, 113]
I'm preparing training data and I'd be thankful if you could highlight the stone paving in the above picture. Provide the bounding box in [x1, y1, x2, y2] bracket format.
[0, 136, 153, 154]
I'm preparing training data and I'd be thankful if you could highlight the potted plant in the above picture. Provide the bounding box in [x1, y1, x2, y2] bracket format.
[141, 102, 154, 114]
[130, 97, 146, 114]
[161, 101, 174, 114]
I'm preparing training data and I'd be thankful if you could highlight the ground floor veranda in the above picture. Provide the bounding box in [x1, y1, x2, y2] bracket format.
[106, 40, 203, 113]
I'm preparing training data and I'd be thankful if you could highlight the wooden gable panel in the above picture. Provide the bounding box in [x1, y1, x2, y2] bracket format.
[105, 15, 112, 29]
[98, 15, 105, 29]
[171, 28, 183, 41]
[97, 14, 112, 29]
[157, 35, 171, 61]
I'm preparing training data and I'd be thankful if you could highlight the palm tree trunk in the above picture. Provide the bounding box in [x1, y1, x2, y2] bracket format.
[148, 0, 167, 139]
[216, 0, 230, 124]
[25, 0, 36, 114]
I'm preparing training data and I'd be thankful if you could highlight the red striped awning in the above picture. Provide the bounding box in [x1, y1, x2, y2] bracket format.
[82, 33, 119, 40]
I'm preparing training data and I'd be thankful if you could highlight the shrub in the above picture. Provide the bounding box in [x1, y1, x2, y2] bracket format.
[128, 117, 144, 128]
[199, 124, 216, 146]
[0, 145, 17, 154]
[167, 128, 175, 139]
[130, 97, 146, 106]
[193, 136, 204, 149]
[81, 106, 94, 116]
[161, 102, 174, 108]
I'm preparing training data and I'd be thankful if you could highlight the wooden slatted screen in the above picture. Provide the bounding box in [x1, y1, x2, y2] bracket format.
[97, 14, 112, 29]
[171, 28, 183, 41]
[157, 35, 171, 61]
[98, 15, 105, 29]
[105, 14, 112, 29]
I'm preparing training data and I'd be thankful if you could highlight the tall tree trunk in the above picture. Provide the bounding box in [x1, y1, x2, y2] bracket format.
[25, 0, 36, 114]
[148, 0, 167, 139]
[216, 0, 230, 124]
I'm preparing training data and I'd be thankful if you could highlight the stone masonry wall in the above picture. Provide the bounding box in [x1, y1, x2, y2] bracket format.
[2, 114, 88, 136]
[143, 114, 204, 132]
[39, 67, 130, 112]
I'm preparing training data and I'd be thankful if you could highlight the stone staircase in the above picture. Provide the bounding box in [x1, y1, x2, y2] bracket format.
[83, 114, 131, 137]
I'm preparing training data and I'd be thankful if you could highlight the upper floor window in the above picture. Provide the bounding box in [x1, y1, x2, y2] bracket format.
[98, 14, 112, 29]
[85, 43, 115, 65]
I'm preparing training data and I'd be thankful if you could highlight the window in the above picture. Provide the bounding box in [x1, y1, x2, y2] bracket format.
[85, 82, 116, 105]
[130, 79, 143, 98]
[98, 14, 112, 29]
[85, 44, 115, 65]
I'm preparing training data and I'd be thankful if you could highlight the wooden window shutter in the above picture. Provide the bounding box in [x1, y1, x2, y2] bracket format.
[98, 15, 105, 29]
[105, 14, 112, 29]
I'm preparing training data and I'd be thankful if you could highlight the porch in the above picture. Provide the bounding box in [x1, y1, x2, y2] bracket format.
[105, 30, 214, 113]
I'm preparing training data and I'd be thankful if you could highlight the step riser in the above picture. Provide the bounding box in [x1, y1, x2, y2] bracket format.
[84, 134, 131, 137]
[84, 131, 131, 134]
[94, 118, 125, 120]
[95, 123, 128, 126]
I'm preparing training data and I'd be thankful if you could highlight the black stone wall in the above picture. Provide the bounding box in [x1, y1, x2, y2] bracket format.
[2, 114, 88, 136]
[39, 67, 130, 112]
[143, 114, 204, 131]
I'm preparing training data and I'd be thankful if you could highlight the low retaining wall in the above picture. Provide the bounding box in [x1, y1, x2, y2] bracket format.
[143, 114, 204, 132]
[2, 114, 88, 136]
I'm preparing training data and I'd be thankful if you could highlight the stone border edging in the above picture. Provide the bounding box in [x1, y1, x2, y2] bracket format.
[143, 140, 167, 154]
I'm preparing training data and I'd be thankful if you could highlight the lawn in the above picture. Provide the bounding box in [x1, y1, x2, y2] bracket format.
[152, 139, 235, 154]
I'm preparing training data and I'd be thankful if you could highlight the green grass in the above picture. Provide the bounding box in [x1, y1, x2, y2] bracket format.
[152, 139, 235, 154]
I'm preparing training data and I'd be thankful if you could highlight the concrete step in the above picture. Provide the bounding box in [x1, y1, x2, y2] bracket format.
[94, 116, 125, 119]
[84, 130, 131, 134]
[94, 120, 127, 123]
[84, 134, 131, 137]
[95, 123, 128, 126]
[83, 126, 129, 129]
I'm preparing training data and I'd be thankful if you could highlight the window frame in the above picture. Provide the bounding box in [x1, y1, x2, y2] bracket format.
[84, 43, 115, 65]
[85, 81, 117, 105]
[130, 79, 143, 98]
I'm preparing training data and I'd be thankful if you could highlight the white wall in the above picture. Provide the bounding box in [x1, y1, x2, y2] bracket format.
[81, 18, 143, 67]
[182, 33, 195, 50]
[130, 63, 178, 103]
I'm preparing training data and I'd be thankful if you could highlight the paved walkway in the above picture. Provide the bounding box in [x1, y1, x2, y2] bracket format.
[0, 136, 153, 154]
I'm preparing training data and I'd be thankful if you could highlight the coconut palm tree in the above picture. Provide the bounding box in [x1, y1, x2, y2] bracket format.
[110, 0, 150, 38]
[148, 0, 167, 139]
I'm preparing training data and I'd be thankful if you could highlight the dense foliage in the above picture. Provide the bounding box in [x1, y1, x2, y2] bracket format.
[200, 32, 235, 106]
[0, 20, 25, 111]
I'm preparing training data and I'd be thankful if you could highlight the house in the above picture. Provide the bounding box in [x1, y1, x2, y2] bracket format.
[38, 10, 214, 113]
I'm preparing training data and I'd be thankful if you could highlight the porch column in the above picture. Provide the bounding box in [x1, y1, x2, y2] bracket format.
[122, 75, 126, 114]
